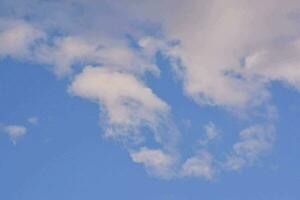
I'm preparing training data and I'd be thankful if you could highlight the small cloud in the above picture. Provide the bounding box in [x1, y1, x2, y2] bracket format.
[181, 150, 214, 180]
[130, 147, 176, 178]
[27, 116, 39, 125]
[224, 156, 246, 171]
[198, 122, 220, 146]
[2, 125, 27, 145]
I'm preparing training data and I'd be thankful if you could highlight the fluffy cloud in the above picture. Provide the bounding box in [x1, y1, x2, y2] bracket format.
[130, 147, 176, 178]
[0, 17, 161, 76]
[0, 18, 44, 59]
[69, 66, 172, 143]
[1, 0, 298, 179]
[124, 0, 300, 108]
[4, 1, 300, 108]
[244, 39, 300, 89]
[69, 66, 181, 178]
[1, 125, 27, 144]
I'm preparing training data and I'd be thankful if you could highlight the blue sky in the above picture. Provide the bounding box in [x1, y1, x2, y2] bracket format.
[0, 1, 300, 200]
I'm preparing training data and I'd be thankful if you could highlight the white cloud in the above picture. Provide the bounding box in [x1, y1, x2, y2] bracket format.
[225, 125, 275, 170]
[0, 17, 161, 77]
[244, 39, 300, 89]
[69, 66, 181, 178]
[181, 150, 214, 180]
[69, 66, 172, 143]
[131, 148, 215, 180]
[2, 1, 300, 108]
[130, 147, 176, 178]
[0, 18, 44, 59]
[2, 125, 27, 144]
[123, 0, 300, 108]
[1, 0, 297, 179]
[36, 36, 159, 76]
[3, 1, 299, 108]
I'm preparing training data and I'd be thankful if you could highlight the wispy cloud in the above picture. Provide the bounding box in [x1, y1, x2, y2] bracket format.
[224, 125, 275, 171]
[198, 122, 221, 146]
[27, 117, 39, 125]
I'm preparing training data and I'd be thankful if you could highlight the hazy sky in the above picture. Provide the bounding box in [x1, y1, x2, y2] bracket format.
[0, 1, 299, 199]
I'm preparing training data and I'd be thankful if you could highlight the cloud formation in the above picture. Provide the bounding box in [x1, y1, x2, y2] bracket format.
[126, 0, 300, 108]
[0, 0, 299, 180]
